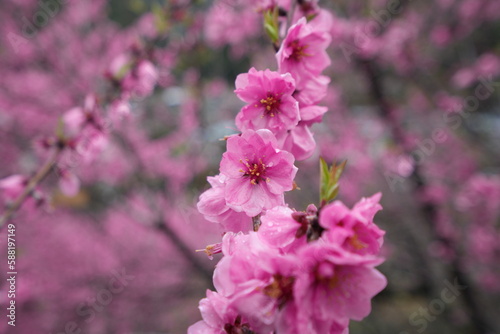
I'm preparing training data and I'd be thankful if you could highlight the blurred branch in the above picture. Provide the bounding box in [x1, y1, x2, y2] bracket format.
[359, 59, 441, 292]
[113, 132, 214, 285]
[360, 58, 495, 334]
[0, 146, 62, 229]
[154, 219, 214, 284]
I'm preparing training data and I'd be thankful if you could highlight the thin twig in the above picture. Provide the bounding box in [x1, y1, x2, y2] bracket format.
[0, 147, 62, 229]
[154, 219, 214, 284]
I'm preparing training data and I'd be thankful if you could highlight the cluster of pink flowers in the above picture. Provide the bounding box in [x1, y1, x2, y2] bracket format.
[191, 195, 386, 334]
[232, 15, 331, 161]
[191, 2, 387, 333]
[198, 3, 334, 232]
[0, 37, 161, 203]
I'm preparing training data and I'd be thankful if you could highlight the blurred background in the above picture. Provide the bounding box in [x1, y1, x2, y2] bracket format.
[0, 0, 499, 333]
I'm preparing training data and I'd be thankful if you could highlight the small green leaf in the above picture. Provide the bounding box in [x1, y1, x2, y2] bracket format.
[306, 13, 318, 22]
[320, 158, 347, 206]
[264, 22, 279, 43]
[320, 157, 329, 184]
[263, 7, 279, 44]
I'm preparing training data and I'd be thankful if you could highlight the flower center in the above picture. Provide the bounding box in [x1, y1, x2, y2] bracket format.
[288, 39, 310, 61]
[315, 263, 345, 289]
[259, 93, 281, 117]
[224, 315, 254, 334]
[347, 234, 368, 251]
[240, 159, 269, 185]
[263, 274, 295, 309]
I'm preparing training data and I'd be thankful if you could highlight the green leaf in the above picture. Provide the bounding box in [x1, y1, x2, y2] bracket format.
[306, 13, 318, 22]
[264, 22, 279, 43]
[320, 157, 329, 185]
[320, 158, 347, 206]
[263, 7, 279, 44]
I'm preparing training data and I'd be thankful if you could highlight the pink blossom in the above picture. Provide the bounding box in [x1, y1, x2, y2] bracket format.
[220, 129, 297, 217]
[122, 60, 158, 97]
[204, 0, 260, 48]
[294, 244, 386, 329]
[214, 232, 297, 332]
[319, 194, 385, 255]
[197, 175, 251, 232]
[276, 17, 331, 82]
[75, 128, 109, 164]
[107, 53, 131, 80]
[299, 105, 328, 126]
[293, 75, 330, 107]
[277, 122, 316, 161]
[0, 174, 26, 203]
[352, 193, 384, 222]
[58, 169, 80, 197]
[62, 95, 103, 137]
[235, 68, 300, 133]
[63, 107, 88, 136]
[187, 290, 256, 334]
[291, 75, 329, 125]
[307, 8, 333, 32]
[258, 205, 307, 253]
[60, 95, 110, 165]
[276, 302, 349, 334]
[109, 97, 131, 122]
